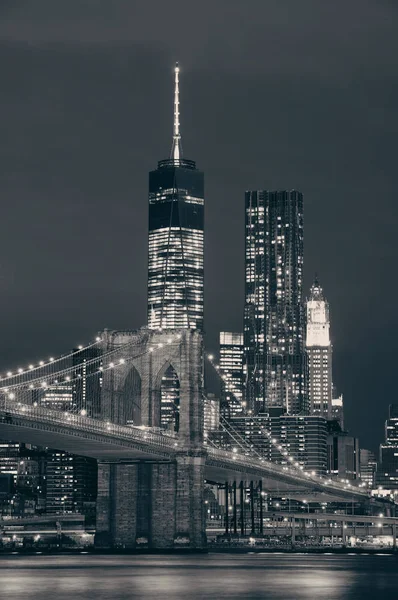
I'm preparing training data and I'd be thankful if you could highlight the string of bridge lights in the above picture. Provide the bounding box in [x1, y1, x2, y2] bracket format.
[0, 337, 103, 383]
[2, 333, 183, 400]
[206, 352, 315, 477]
[205, 352, 368, 494]
[0, 333, 184, 393]
[0, 335, 368, 495]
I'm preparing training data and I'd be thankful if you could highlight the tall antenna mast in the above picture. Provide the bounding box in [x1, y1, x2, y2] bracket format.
[171, 62, 182, 162]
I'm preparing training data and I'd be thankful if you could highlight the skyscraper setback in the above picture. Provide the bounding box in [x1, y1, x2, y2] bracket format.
[147, 63, 204, 331]
[244, 190, 307, 415]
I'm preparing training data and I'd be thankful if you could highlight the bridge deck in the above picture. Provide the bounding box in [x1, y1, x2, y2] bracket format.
[0, 401, 385, 504]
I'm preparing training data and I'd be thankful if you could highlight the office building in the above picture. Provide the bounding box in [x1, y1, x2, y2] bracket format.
[306, 277, 332, 418]
[43, 347, 99, 515]
[377, 404, 398, 490]
[327, 430, 360, 480]
[210, 413, 327, 475]
[41, 384, 73, 411]
[219, 332, 245, 417]
[148, 63, 204, 330]
[360, 448, 377, 488]
[244, 190, 307, 415]
[0, 442, 46, 517]
[45, 452, 97, 516]
[279, 414, 328, 475]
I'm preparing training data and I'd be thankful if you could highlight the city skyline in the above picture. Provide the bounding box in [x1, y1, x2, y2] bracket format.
[1, 2, 398, 452]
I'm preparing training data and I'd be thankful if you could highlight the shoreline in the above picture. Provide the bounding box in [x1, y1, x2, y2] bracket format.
[0, 547, 397, 556]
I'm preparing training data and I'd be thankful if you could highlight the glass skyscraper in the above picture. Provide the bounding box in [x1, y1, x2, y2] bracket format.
[147, 63, 204, 330]
[244, 190, 307, 415]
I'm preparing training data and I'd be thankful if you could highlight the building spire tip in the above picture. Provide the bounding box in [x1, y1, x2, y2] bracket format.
[171, 61, 182, 162]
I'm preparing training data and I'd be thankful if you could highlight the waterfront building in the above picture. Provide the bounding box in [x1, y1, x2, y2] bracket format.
[0, 443, 46, 517]
[360, 448, 378, 488]
[306, 277, 332, 419]
[147, 63, 204, 331]
[210, 413, 327, 475]
[244, 190, 307, 415]
[43, 347, 99, 515]
[377, 404, 398, 490]
[45, 452, 97, 517]
[279, 414, 328, 475]
[327, 429, 360, 480]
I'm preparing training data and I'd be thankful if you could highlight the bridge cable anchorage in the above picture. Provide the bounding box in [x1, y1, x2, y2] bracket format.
[205, 353, 367, 495]
[0, 332, 184, 429]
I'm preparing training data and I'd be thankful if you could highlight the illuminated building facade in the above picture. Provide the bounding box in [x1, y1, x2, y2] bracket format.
[327, 431, 360, 481]
[244, 190, 307, 415]
[306, 277, 332, 418]
[360, 448, 377, 488]
[219, 332, 245, 417]
[41, 384, 73, 411]
[42, 348, 99, 515]
[45, 452, 97, 517]
[377, 404, 398, 490]
[0, 443, 46, 517]
[148, 64, 204, 330]
[210, 414, 327, 475]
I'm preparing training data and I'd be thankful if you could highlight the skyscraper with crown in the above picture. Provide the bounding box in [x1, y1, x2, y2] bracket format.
[147, 63, 204, 331]
[306, 276, 332, 419]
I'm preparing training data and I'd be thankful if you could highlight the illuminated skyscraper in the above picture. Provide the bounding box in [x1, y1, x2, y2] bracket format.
[148, 63, 204, 330]
[306, 277, 332, 418]
[244, 190, 307, 415]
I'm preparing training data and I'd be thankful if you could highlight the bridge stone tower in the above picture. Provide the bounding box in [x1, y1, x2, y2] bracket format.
[95, 328, 207, 550]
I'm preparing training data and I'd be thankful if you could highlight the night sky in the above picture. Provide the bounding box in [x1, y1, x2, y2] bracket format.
[0, 1, 397, 451]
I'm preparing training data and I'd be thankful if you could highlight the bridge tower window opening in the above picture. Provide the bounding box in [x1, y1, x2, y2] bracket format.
[160, 365, 180, 433]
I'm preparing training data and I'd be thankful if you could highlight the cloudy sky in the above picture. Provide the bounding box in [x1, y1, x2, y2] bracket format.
[0, 1, 397, 449]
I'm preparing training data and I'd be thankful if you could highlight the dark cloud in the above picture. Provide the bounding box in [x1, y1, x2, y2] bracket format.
[0, 1, 397, 449]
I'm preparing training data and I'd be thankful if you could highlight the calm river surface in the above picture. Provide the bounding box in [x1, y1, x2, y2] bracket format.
[0, 553, 397, 599]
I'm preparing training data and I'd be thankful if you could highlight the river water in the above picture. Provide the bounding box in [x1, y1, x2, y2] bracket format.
[0, 553, 397, 599]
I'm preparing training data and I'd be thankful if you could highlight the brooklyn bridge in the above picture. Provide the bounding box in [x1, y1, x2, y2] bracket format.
[0, 327, 392, 550]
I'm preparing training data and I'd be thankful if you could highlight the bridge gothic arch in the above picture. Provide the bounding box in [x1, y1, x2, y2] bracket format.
[153, 360, 180, 432]
[122, 365, 142, 425]
[100, 328, 204, 445]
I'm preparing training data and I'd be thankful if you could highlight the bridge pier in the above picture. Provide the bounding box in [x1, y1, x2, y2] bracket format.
[95, 454, 206, 550]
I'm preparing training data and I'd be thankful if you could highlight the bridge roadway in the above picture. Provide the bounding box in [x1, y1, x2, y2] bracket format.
[0, 401, 374, 504]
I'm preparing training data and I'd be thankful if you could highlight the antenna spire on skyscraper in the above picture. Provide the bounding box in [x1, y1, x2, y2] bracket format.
[171, 62, 182, 162]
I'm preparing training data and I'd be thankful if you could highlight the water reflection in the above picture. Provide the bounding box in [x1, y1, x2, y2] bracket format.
[0, 554, 397, 600]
